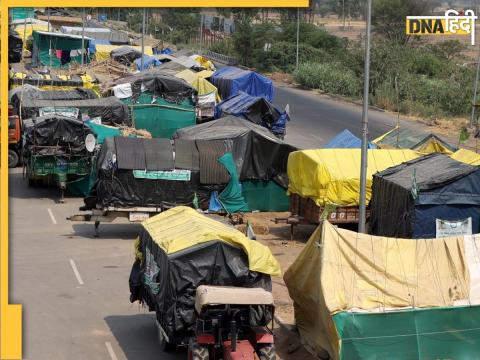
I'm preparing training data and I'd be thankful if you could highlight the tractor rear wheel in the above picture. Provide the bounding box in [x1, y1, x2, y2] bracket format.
[258, 344, 276, 360]
[8, 150, 19, 168]
[188, 343, 209, 360]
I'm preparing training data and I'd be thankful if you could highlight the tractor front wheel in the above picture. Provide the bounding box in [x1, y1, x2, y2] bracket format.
[258, 344, 276, 360]
[188, 342, 209, 360]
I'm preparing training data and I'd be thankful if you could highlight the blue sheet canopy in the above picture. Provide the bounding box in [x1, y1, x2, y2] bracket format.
[323, 129, 377, 149]
[216, 91, 288, 137]
[210, 66, 274, 102]
[135, 54, 161, 71]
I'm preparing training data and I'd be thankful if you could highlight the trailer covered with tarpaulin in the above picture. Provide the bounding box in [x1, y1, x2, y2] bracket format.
[284, 220, 480, 360]
[369, 153, 480, 238]
[216, 91, 289, 138]
[23, 115, 95, 199]
[19, 96, 131, 126]
[9, 86, 98, 116]
[129, 206, 280, 345]
[323, 129, 376, 149]
[210, 66, 274, 102]
[174, 116, 297, 211]
[373, 126, 456, 154]
[110, 71, 197, 138]
[32, 30, 93, 68]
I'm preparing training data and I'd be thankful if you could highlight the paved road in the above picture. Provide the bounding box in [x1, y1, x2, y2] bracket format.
[274, 84, 424, 149]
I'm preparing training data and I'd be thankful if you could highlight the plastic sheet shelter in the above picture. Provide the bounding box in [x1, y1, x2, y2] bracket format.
[287, 149, 420, 207]
[129, 206, 279, 344]
[19, 96, 131, 126]
[450, 148, 480, 165]
[94, 44, 153, 62]
[210, 66, 275, 102]
[284, 221, 480, 360]
[110, 71, 197, 138]
[174, 69, 218, 99]
[32, 31, 92, 68]
[9, 72, 98, 93]
[216, 91, 289, 137]
[369, 154, 480, 238]
[373, 126, 457, 154]
[173, 116, 297, 187]
[323, 129, 377, 149]
[190, 54, 215, 70]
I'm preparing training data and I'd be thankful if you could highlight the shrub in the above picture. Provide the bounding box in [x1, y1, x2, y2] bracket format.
[294, 62, 360, 97]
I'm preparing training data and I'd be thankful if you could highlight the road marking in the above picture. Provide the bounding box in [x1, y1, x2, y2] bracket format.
[105, 342, 118, 360]
[47, 208, 57, 225]
[69, 259, 84, 285]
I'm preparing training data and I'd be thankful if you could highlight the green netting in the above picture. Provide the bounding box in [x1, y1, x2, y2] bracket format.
[241, 180, 289, 212]
[123, 94, 196, 139]
[334, 305, 480, 360]
[218, 152, 249, 213]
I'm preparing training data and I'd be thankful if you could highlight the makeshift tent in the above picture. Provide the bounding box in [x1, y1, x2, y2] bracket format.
[60, 26, 129, 44]
[8, 29, 23, 63]
[323, 129, 377, 149]
[284, 221, 480, 360]
[287, 149, 420, 207]
[175, 69, 217, 98]
[9, 87, 98, 114]
[32, 31, 92, 68]
[373, 126, 456, 154]
[134, 54, 161, 71]
[129, 206, 279, 344]
[173, 116, 297, 188]
[216, 91, 289, 137]
[110, 71, 197, 138]
[370, 153, 480, 238]
[19, 97, 131, 126]
[94, 44, 153, 62]
[110, 46, 142, 65]
[210, 66, 275, 102]
[190, 54, 215, 70]
[241, 180, 289, 212]
[450, 148, 480, 165]
[91, 136, 223, 209]
[14, 22, 50, 48]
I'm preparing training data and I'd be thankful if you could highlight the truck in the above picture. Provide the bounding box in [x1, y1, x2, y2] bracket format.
[8, 105, 22, 168]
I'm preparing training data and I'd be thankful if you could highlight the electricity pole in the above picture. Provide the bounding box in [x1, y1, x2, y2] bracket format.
[358, 0, 372, 233]
[471, 41, 480, 127]
[81, 8, 85, 67]
[296, 8, 300, 70]
[141, 8, 146, 71]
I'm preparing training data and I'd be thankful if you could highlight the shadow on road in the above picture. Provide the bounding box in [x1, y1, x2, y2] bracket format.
[71, 223, 141, 240]
[104, 314, 184, 360]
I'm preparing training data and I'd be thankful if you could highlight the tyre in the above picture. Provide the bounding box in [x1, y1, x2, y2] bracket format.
[258, 344, 276, 360]
[8, 150, 19, 168]
[188, 342, 209, 360]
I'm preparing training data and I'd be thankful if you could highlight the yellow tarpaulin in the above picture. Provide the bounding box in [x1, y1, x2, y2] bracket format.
[14, 24, 49, 47]
[175, 69, 219, 100]
[287, 149, 420, 206]
[451, 148, 480, 165]
[284, 221, 478, 359]
[94, 44, 153, 62]
[191, 55, 215, 71]
[140, 206, 281, 276]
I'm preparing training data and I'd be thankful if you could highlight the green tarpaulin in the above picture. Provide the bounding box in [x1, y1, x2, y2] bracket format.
[218, 152, 249, 213]
[241, 180, 289, 212]
[11, 8, 35, 21]
[86, 121, 121, 144]
[334, 306, 480, 360]
[123, 94, 196, 139]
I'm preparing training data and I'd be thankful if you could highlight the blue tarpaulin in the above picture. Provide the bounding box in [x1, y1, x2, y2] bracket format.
[135, 54, 162, 71]
[216, 91, 288, 136]
[88, 39, 111, 55]
[323, 129, 377, 149]
[210, 66, 274, 102]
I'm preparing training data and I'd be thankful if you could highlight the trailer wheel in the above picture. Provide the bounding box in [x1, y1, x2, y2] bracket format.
[8, 150, 19, 168]
[258, 344, 276, 360]
[188, 343, 209, 360]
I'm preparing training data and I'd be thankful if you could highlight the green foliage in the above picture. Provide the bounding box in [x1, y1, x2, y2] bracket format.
[294, 62, 360, 97]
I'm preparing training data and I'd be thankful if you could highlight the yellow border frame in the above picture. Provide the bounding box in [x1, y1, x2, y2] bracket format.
[1, 2, 307, 359]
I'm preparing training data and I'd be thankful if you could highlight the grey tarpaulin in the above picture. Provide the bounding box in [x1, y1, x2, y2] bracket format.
[369, 153, 480, 238]
[173, 115, 297, 188]
[19, 96, 131, 126]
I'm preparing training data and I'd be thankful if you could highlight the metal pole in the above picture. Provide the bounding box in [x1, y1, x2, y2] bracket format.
[199, 13, 203, 53]
[47, 8, 50, 32]
[141, 8, 146, 71]
[81, 8, 85, 67]
[471, 42, 480, 127]
[342, 0, 346, 29]
[358, 0, 372, 233]
[296, 8, 300, 71]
